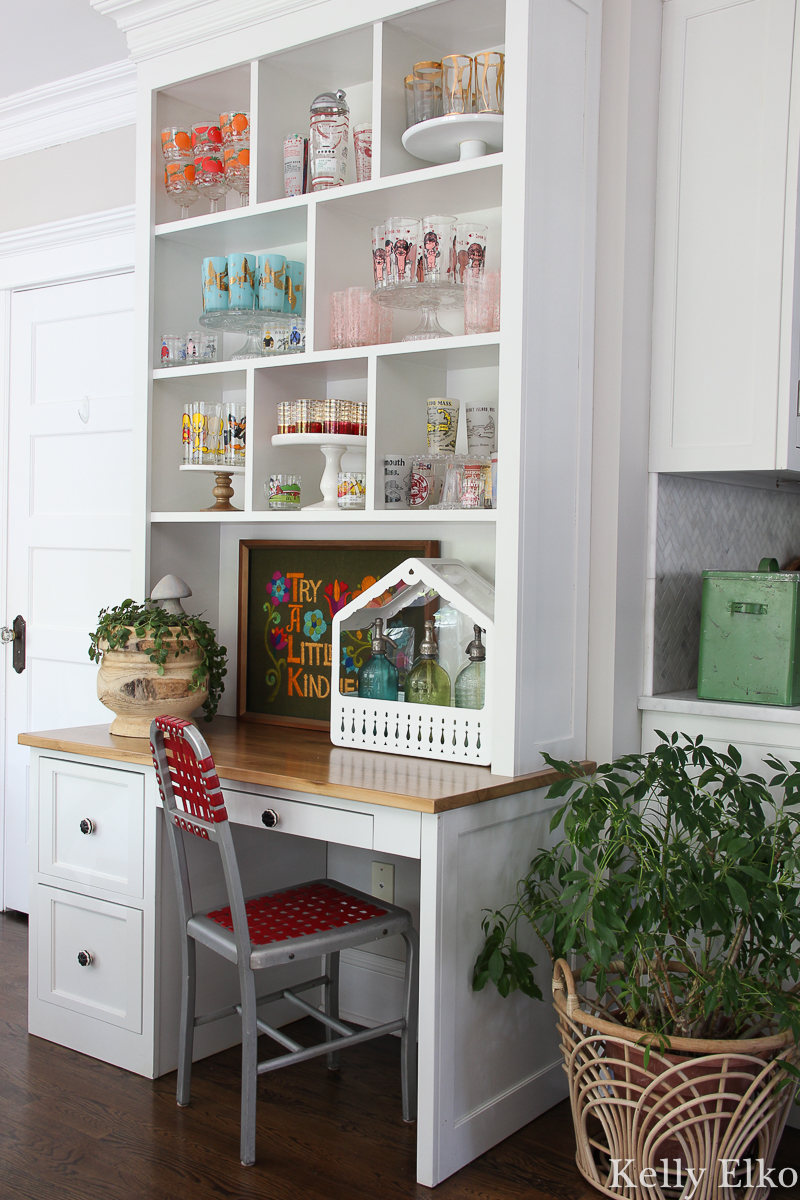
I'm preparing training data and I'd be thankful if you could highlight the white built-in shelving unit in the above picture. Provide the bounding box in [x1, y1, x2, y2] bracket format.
[133, 0, 601, 775]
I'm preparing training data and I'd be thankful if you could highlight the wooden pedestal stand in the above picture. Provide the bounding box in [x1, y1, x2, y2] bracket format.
[179, 464, 245, 512]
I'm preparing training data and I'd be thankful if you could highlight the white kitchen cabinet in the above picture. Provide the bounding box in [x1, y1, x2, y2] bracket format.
[650, 0, 800, 473]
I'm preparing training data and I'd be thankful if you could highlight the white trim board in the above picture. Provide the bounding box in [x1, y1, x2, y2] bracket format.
[0, 207, 135, 291]
[0, 61, 136, 161]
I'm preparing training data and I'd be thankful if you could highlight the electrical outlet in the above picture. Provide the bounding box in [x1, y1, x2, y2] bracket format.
[371, 861, 395, 904]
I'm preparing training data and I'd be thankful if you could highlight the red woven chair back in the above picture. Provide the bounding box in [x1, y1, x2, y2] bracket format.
[150, 716, 228, 839]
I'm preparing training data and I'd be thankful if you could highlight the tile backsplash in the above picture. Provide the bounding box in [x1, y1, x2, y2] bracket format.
[653, 475, 800, 694]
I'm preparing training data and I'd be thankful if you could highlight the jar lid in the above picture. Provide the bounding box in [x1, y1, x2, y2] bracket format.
[310, 89, 348, 113]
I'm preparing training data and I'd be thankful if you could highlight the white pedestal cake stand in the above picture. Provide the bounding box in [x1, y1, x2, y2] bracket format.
[271, 433, 367, 510]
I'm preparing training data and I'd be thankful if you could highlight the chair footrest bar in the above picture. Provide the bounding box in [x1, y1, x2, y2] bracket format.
[282, 989, 354, 1037]
[194, 975, 329, 1028]
[255, 1018, 302, 1051]
[256, 1019, 405, 1075]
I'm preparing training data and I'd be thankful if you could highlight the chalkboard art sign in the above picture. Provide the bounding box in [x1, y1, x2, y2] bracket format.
[237, 540, 438, 727]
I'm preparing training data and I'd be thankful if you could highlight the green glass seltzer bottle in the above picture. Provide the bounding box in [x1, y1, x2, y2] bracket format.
[405, 619, 451, 706]
[357, 617, 399, 701]
[454, 625, 486, 710]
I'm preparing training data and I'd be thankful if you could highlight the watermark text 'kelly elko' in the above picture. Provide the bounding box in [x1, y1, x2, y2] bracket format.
[610, 1159, 799, 1197]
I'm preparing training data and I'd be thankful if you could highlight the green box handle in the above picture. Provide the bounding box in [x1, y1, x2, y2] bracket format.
[730, 601, 768, 616]
[758, 557, 780, 572]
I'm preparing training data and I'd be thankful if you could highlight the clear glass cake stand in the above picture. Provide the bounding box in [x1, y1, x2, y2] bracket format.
[372, 282, 464, 340]
[199, 308, 269, 359]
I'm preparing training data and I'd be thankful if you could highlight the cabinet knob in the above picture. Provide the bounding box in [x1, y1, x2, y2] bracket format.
[79, 818, 95, 835]
[261, 808, 280, 829]
[77, 950, 94, 967]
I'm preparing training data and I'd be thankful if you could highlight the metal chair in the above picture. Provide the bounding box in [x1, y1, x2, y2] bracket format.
[150, 715, 419, 1166]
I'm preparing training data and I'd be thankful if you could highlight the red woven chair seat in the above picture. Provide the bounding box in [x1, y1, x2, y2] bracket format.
[207, 882, 389, 946]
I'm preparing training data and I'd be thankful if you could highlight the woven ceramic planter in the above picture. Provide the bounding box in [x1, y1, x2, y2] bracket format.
[96, 627, 208, 737]
[552, 959, 798, 1200]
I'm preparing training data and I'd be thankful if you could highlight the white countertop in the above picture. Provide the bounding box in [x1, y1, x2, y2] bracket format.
[639, 690, 800, 724]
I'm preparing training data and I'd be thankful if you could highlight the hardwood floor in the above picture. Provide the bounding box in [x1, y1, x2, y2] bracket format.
[1, 910, 797, 1200]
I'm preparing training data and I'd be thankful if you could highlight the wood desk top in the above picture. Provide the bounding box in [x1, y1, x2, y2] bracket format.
[19, 718, 594, 815]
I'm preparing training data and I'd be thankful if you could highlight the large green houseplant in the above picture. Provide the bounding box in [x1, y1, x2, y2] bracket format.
[474, 733, 800, 1198]
[89, 598, 227, 736]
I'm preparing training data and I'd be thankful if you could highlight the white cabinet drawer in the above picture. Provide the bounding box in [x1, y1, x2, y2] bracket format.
[37, 885, 143, 1033]
[38, 757, 145, 897]
[222, 788, 373, 850]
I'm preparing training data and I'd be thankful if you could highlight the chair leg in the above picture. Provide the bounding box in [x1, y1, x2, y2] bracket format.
[323, 951, 341, 1071]
[400, 928, 419, 1123]
[176, 933, 196, 1107]
[239, 966, 259, 1167]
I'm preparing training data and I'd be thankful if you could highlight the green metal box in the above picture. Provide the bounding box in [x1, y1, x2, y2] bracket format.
[697, 559, 800, 706]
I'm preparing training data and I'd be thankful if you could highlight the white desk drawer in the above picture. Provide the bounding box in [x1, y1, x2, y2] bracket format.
[37, 884, 143, 1033]
[222, 788, 373, 850]
[39, 757, 145, 897]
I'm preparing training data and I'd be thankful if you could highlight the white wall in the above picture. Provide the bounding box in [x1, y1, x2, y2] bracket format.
[0, 0, 128, 98]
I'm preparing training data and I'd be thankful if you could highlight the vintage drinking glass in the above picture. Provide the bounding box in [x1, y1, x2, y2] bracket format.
[474, 51, 505, 113]
[223, 144, 250, 205]
[427, 397, 460, 453]
[161, 128, 198, 218]
[267, 476, 301, 510]
[330, 291, 347, 348]
[385, 217, 420, 285]
[338, 472, 366, 509]
[219, 111, 250, 144]
[228, 253, 256, 309]
[160, 334, 185, 366]
[412, 62, 443, 122]
[464, 268, 501, 334]
[372, 224, 388, 287]
[404, 75, 416, 127]
[191, 123, 227, 213]
[257, 254, 286, 311]
[353, 123, 372, 183]
[346, 287, 376, 347]
[420, 216, 456, 284]
[441, 55, 474, 115]
[455, 223, 487, 283]
[222, 402, 246, 464]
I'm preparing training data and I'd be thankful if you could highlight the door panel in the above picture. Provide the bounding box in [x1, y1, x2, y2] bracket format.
[4, 271, 134, 913]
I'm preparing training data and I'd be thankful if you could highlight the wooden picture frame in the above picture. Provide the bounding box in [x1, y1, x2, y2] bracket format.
[237, 540, 439, 728]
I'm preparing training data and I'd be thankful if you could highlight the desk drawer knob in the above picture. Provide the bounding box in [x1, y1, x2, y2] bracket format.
[261, 808, 280, 829]
[79, 819, 96, 835]
[77, 950, 94, 967]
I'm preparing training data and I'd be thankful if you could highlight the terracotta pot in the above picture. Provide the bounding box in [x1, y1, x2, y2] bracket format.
[96, 626, 208, 737]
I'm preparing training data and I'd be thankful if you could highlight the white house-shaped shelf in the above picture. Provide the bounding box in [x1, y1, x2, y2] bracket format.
[330, 558, 495, 766]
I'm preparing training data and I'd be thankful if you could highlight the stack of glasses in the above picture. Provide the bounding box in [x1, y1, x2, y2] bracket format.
[182, 401, 246, 465]
[331, 287, 393, 348]
[403, 52, 504, 128]
[161, 112, 249, 219]
[276, 399, 367, 436]
[372, 217, 487, 287]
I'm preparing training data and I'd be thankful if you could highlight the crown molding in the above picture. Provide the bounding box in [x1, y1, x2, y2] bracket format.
[91, 0, 326, 61]
[0, 206, 135, 261]
[0, 61, 136, 161]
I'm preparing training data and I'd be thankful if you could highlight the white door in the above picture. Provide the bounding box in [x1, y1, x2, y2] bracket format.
[3, 272, 135, 913]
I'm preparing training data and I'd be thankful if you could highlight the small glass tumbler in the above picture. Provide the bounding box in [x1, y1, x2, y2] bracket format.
[159, 334, 185, 366]
[386, 217, 419, 285]
[464, 268, 501, 334]
[198, 331, 219, 362]
[346, 286, 375, 348]
[427, 396, 460, 453]
[474, 51, 505, 113]
[331, 291, 347, 349]
[228, 253, 256, 309]
[442, 55, 474, 115]
[434, 458, 464, 510]
[184, 331, 201, 364]
[420, 216, 456, 284]
[273, 315, 290, 355]
[465, 401, 497, 452]
[338, 472, 366, 509]
[267, 475, 301, 510]
[455, 222, 488, 283]
[287, 316, 305, 352]
[283, 133, 305, 198]
[283, 261, 305, 315]
[409, 456, 438, 509]
[461, 457, 488, 509]
[191, 123, 227, 213]
[222, 402, 246, 464]
[189, 401, 220, 463]
[353, 123, 372, 183]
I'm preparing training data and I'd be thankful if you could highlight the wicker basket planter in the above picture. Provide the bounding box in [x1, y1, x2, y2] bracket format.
[552, 959, 799, 1200]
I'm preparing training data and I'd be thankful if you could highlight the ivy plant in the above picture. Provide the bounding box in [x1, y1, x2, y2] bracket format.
[89, 598, 227, 721]
[473, 733, 800, 1045]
